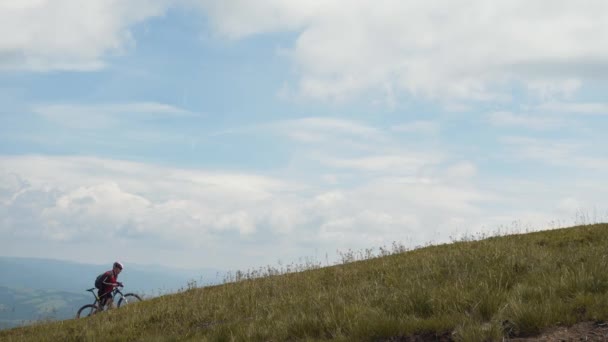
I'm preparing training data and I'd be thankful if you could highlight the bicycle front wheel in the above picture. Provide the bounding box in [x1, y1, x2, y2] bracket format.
[76, 304, 98, 318]
[117, 293, 142, 307]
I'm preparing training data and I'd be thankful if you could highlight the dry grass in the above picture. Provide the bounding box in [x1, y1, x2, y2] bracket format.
[1, 223, 608, 341]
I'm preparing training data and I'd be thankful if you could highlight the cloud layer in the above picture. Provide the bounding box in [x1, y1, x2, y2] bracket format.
[3, 108, 606, 269]
[3, 1, 607, 102]
[198, 0, 608, 102]
[2, 2, 607, 271]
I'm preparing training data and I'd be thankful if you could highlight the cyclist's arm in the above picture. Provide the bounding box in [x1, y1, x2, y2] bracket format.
[101, 274, 119, 287]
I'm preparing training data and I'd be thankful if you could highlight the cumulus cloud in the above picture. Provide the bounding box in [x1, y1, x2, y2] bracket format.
[0, 154, 494, 266]
[6, 0, 606, 103]
[196, 0, 608, 102]
[2, 121, 606, 268]
[0, 0, 170, 71]
[42, 182, 151, 239]
[0, 157, 291, 245]
[2, 146, 606, 269]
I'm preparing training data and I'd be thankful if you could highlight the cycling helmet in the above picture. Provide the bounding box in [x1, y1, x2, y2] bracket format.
[113, 261, 124, 270]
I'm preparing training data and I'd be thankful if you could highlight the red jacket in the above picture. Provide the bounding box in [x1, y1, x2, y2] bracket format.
[99, 270, 119, 294]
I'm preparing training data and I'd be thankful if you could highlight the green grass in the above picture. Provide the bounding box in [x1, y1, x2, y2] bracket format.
[2, 223, 608, 341]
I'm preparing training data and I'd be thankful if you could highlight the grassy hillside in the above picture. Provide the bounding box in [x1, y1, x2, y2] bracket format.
[1, 223, 608, 341]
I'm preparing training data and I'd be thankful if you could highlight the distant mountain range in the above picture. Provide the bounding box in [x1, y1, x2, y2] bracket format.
[0, 256, 225, 330]
[0, 286, 90, 330]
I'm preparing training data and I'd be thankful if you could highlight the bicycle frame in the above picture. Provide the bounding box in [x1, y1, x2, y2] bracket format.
[87, 287, 125, 310]
[77, 286, 141, 318]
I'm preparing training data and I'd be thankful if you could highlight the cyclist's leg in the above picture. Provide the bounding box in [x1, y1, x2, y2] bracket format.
[97, 290, 105, 308]
[98, 290, 111, 310]
[105, 296, 115, 309]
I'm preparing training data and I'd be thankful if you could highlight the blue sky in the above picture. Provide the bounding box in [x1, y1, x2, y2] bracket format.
[1, 1, 607, 271]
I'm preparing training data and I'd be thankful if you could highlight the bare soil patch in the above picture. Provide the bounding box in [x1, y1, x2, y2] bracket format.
[509, 321, 608, 341]
[381, 321, 608, 342]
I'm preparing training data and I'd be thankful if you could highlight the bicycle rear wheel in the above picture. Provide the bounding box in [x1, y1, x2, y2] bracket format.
[117, 293, 142, 307]
[76, 304, 98, 318]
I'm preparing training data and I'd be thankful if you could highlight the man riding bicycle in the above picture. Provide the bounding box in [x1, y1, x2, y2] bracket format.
[97, 261, 124, 309]
[77, 262, 141, 318]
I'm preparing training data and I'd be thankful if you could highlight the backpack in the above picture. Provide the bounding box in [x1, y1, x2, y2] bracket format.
[94, 273, 106, 289]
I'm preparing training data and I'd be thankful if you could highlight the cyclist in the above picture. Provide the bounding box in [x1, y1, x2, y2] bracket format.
[98, 261, 124, 309]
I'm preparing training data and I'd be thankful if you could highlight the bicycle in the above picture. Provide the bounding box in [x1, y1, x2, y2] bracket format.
[76, 285, 142, 318]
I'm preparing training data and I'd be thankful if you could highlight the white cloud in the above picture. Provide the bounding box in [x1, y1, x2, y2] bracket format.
[277, 117, 385, 142]
[0, 156, 295, 247]
[268, 117, 391, 157]
[501, 136, 581, 161]
[537, 101, 608, 115]
[444, 162, 477, 181]
[1, 152, 606, 269]
[196, 0, 325, 39]
[41, 182, 151, 240]
[0, 172, 28, 205]
[319, 154, 440, 173]
[526, 79, 582, 101]
[0, 155, 489, 267]
[0, 0, 170, 71]
[196, 0, 608, 102]
[1, 119, 606, 269]
[391, 121, 440, 135]
[486, 111, 567, 130]
[6, 0, 606, 103]
[267, 117, 445, 178]
[500, 136, 608, 170]
[314, 191, 344, 208]
[32, 102, 197, 129]
[217, 211, 256, 235]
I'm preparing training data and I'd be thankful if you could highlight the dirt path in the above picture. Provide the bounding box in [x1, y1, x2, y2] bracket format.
[509, 321, 608, 341]
[383, 321, 608, 341]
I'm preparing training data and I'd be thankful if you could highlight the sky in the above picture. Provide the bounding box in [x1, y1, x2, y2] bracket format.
[1, 0, 607, 271]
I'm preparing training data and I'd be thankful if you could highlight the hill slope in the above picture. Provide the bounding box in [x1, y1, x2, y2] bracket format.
[1, 224, 608, 341]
